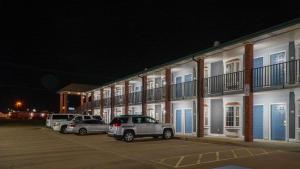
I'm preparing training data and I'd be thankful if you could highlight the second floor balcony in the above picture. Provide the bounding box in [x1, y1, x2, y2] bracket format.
[129, 91, 142, 105]
[253, 59, 300, 91]
[103, 98, 111, 108]
[204, 71, 245, 97]
[115, 95, 124, 106]
[147, 87, 165, 103]
[171, 80, 197, 100]
[92, 100, 100, 108]
[204, 59, 300, 97]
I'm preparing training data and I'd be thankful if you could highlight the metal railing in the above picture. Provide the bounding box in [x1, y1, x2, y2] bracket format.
[204, 71, 244, 96]
[253, 59, 300, 90]
[171, 80, 196, 100]
[92, 100, 100, 108]
[129, 91, 142, 105]
[103, 98, 111, 108]
[147, 87, 165, 102]
[114, 95, 124, 106]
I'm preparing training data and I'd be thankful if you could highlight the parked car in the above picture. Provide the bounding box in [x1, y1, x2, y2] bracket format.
[53, 115, 102, 133]
[65, 119, 108, 135]
[46, 114, 77, 128]
[108, 115, 174, 142]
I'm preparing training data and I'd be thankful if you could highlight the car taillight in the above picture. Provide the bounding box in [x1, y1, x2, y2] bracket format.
[113, 122, 121, 127]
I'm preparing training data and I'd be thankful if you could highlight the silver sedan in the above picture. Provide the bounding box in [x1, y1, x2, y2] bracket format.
[66, 119, 109, 135]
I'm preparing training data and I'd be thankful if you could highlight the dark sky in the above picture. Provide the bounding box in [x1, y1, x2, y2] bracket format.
[1, 1, 300, 112]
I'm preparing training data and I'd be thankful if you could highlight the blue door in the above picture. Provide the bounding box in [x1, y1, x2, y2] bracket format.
[271, 104, 286, 140]
[270, 52, 285, 86]
[185, 109, 193, 133]
[253, 105, 263, 139]
[253, 57, 263, 88]
[175, 110, 182, 133]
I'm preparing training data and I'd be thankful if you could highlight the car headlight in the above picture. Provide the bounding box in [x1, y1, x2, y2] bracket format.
[54, 122, 60, 126]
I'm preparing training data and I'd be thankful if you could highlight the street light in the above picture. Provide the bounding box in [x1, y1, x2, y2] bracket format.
[15, 101, 22, 110]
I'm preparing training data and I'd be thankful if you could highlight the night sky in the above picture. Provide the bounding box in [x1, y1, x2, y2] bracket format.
[1, 1, 300, 112]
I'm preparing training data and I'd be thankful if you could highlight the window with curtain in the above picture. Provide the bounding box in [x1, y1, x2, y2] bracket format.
[225, 106, 240, 127]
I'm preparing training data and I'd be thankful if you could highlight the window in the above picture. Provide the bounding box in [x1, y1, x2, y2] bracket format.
[225, 106, 240, 127]
[226, 107, 234, 126]
[68, 115, 75, 120]
[204, 69, 208, 78]
[74, 116, 83, 121]
[132, 117, 145, 123]
[84, 116, 91, 120]
[145, 117, 156, 123]
[226, 60, 239, 73]
[204, 106, 208, 126]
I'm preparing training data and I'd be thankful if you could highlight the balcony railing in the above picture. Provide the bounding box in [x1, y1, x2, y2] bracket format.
[147, 87, 165, 102]
[103, 98, 111, 108]
[129, 91, 142, 105]
[171, 80, 197, 100]
[254, 59, 300, 91]
[114, 95, 124, 106]
[204, 71, 244, 96]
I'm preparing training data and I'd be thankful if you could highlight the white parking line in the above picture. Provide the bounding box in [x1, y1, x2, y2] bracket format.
[245, 148, 254, 156]
[216, 152, 220, 161]
[196, 154, 202, 164]
[175, 156, 185, 168]
[231, 149, 238, 158]
[154, 148, 282, 168]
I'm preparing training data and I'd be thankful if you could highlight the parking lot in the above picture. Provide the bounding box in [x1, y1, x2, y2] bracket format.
[1, 125, 300, 169]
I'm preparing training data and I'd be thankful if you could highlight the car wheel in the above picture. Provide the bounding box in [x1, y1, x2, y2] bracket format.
[163, 129, 173, 139]
[123, 131, 134, 142]
[79, 128, 87, 135]
[60, 126, 67, 134]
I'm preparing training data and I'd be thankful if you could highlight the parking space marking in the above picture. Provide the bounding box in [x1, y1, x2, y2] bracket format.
[175, 156, 185, 168]
[196, 154, 202, 164]
[231, 149, 238, 158]
[151, 148, 282, 168]
[245, 148, 254, 156]
[216, 152, 220, 161]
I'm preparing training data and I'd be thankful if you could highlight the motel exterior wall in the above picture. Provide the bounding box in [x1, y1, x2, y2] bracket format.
[63, 19, 300, 142]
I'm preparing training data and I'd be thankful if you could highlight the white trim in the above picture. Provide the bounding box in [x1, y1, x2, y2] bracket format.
[224, 104, 240, 127]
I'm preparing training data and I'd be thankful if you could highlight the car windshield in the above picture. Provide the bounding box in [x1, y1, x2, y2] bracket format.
[67, 116, 74, 121]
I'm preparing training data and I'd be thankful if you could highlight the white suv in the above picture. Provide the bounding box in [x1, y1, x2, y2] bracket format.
[108, 115, 174, 142]
[52, 115, 102, 133]
[46, 114, 77, 128]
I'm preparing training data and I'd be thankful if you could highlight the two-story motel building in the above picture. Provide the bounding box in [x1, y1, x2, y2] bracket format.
[59, 19, 300, 142]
